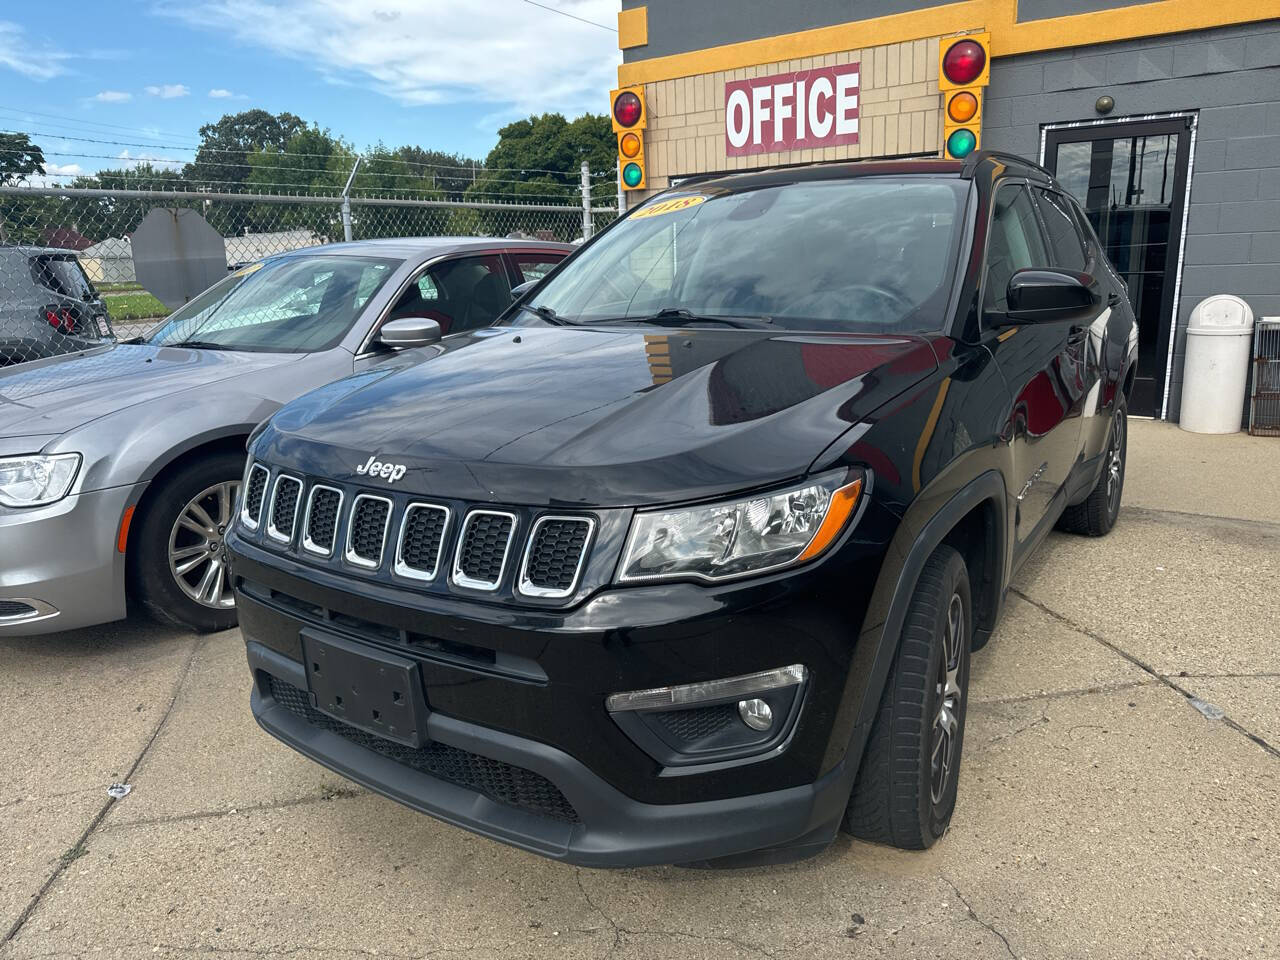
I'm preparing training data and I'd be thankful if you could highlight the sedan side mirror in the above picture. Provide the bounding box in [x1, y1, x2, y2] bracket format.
[510, 279, 537, 302]
[379, 317, 442, 349]
[1005, 268, 1100, 323]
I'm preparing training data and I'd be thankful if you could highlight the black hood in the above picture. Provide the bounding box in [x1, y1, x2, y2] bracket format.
[259, 325, 938, 506]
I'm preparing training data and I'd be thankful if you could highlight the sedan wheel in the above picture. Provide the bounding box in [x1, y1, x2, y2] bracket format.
[168, 480, 239, 609]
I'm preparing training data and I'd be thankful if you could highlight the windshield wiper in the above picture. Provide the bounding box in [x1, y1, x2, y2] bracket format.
[516, 302, 570, 325]
[168, 339, 235, 350]
[595, 307, 774, 329]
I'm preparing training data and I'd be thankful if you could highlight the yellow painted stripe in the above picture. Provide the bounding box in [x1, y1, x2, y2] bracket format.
[618, 6, 648, 50]
[618, 0, 1280, 86]
[912, 378, 951, 494]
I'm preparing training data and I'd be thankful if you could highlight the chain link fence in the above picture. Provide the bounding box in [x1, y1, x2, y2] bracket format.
[1, 174, 618, 363]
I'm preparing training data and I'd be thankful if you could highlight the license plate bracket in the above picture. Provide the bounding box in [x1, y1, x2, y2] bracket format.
[301, 628, 428, 748]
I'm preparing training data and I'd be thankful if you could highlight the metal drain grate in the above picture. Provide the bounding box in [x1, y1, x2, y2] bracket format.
[1250, 319, 1280, 436]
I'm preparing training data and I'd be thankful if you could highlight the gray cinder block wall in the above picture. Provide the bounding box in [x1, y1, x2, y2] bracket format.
[981, 21, 1280, 421]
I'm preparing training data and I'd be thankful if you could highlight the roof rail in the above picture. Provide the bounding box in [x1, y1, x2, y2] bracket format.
[960, 149, 1049, 178]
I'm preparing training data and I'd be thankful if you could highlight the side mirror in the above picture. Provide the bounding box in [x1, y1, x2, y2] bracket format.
[510, 279, 537, 302]
[1004, 268, 1099, 323]
[379, 317, 442, 349]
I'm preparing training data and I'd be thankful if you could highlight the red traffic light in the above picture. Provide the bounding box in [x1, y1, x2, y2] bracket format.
[613, 91, 642, 127]
[942, 39, 987, 85]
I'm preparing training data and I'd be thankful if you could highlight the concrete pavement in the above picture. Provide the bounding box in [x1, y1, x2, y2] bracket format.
[2, 419, 1277, 959]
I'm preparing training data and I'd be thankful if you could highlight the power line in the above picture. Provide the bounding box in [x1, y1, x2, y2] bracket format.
[517, 0, 616, 32]
[0, 105, 201, 145]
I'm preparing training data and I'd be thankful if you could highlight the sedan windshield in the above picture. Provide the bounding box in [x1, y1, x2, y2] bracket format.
[529, 177, 968, 333]
[146, 255, 399, 352]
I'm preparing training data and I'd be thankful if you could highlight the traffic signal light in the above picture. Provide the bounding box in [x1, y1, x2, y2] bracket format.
[611, 86, 647, 190]
[939, 33, 990, 159]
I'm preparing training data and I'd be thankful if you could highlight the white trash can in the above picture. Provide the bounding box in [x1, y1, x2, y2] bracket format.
[1180, 294, 1255, 434]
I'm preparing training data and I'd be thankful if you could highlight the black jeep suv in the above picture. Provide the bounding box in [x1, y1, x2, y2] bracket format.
[227, 152, 1136, 867]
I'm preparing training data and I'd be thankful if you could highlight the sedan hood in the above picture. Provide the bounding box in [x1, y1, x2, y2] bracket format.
[263, 325, 938, 506]
[0, 343, 296, 439]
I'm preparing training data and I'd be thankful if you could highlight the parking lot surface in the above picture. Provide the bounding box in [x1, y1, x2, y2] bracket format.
[3, 420, 1277, 959]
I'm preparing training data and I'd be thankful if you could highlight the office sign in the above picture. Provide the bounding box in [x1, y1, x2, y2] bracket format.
[725, 62, 860, 157]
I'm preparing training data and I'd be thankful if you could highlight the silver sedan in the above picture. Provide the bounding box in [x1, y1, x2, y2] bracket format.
[0, 237, 570, 635]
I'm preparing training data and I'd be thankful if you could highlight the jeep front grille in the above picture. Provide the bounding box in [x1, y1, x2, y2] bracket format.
[519, 516, 593, 598]
[302, 485, 343, 556]
[453, 510, 516, 590]
[345, 494, 392, 568]
[266, 475, 302, 543]
[241, 464, 269, 529]
[395, 503, 450, 581]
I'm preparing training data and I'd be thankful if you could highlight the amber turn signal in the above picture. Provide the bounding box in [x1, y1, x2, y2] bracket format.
[795, 475, 864, 563]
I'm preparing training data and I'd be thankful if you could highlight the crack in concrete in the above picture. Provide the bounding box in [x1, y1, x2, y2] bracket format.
[1011, 589, 1280, 762]
[97, 787, 367, 833]
[940, 876, 1017, 960]
[4, 942, 479, 959]
[1123, 505, 1280, 534]
[3, 636, 206, 947]
[971, 678, 1153, 706]
[985, 713, 1049, 745]
[572, 868, 775, 959]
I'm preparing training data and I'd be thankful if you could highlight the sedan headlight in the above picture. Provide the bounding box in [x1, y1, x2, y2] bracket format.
[0, 453, 82, 508]
[617, 469, 864, 583]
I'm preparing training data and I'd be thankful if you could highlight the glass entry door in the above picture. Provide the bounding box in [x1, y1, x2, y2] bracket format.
[1044, 117, 1192, 417]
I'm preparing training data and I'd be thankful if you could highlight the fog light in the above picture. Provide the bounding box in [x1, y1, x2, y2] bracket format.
[738, 698, 773, 731]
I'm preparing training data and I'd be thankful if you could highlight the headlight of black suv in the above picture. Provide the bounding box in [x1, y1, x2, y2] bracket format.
[616, 468, 863, 584]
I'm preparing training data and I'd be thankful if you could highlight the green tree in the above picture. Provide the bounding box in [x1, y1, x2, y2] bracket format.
[184, 109, 306, 189]
[466, 113, 614, 239]
[0, 132, 45, 186]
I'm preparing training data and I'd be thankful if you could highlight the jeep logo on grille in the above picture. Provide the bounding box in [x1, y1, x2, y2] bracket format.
[355, 455, 407, 483]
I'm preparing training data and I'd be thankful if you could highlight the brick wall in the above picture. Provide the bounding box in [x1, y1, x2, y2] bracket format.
[981, 20, 1280, 421]
[635, 36, 944, 203]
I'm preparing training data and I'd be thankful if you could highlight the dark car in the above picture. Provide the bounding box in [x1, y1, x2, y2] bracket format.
[0, 246, 113, 365]
[227, 153, 1137, 868]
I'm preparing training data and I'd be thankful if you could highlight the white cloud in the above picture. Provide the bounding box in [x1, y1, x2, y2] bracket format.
[145, 83, 191, 98]
[158, 1, 619, 117]
[93, 90, 133, 103]
[0, 21, 72, 80]
[46, 162, 83, 176]
[208, 87, 247, 99]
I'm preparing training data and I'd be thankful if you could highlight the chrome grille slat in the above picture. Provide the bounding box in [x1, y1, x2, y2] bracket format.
[345, 494, 392, 569]
[302, 485, 344, 556]
[452, 510, 517, 591]
[266, 475, 302, 543]
[394, 503, 450, 581]
[518, 515, 594, 599]
[240, 463, 269, 530]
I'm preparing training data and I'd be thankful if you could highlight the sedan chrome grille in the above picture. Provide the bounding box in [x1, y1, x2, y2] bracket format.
[241, 464, 269, 529]
[453, 510, 516, 591]
[266, 475, 302, 543]
[345, 494, 392, 569]
[395, 503, 450, 581]
[519, 516, 594, 598]
[302, 485, 343, 556]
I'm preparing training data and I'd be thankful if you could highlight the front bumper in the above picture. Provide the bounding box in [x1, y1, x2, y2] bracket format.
[0, 484, 136, 635]
[230, 518, 890, 866]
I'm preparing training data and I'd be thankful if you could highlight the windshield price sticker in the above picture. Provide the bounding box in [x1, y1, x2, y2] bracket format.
[231, 262, 264, 277]
[632, 195, 707, 219]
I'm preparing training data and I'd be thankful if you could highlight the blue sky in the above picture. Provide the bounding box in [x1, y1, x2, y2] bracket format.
[1, 1, 620, 181]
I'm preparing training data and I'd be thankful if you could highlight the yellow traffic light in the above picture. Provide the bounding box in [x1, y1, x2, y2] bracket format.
[939, 33, 990, 159]
[611, 86, 647, 190]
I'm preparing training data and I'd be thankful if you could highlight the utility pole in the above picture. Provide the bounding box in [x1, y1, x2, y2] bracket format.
[580, 161, 592, 240]
[340, 155, 362, 242]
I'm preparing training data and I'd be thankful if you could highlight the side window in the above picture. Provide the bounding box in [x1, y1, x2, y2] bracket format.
[983, 183, 1050, 314]
[389, 255, 512, 336]
[512, 256, 564, 284]
[1034, 189, 1087, 272]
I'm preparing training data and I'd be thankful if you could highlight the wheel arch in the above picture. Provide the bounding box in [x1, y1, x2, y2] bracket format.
[123, 430, 252, 592]
[852, 470, 1008, 738]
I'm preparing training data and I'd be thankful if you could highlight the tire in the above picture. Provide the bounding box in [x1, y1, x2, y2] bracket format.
[1058, 398, 1126, 537]
[130, 450, 245, 633]
[843, 545, 971, 850]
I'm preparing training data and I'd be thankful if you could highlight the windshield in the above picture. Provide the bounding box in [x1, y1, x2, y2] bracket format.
[529, 177, 968, 333]
[146, 254, 399, 352]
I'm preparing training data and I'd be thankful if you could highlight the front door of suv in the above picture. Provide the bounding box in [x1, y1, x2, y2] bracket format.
[982, 181, 1096, 565]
